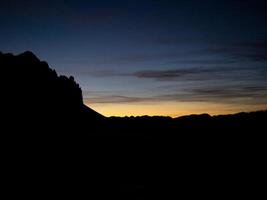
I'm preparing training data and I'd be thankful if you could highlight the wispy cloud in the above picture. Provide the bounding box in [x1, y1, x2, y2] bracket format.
[114, 40, 267, 66]
[169, 59, 236, 65]
[83, 84, 267, 105]
[142, 85, 267, 105]
[122, 53, 236, 64]
[133, 68, 195, 80]
[83, 66, 229, 80]
[84, 95, 152, 104]
[132, 66, 257, 81]
[146, 36, 267, 63]
[121, 52, 180, 62]
[88, 70, 128, 77]
[84, 64, 266, 83]
[209, 40, 267, 62]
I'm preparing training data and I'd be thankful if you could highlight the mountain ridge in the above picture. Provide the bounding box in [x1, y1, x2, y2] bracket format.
[1, 51, 266, 199]
[1, 51, 103, 120]
[1, 51, 266, 136]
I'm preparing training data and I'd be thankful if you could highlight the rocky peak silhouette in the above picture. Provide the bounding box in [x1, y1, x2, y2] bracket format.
[1, 51, 103, 132]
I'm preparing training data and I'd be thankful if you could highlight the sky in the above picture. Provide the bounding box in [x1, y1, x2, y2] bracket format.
[1, 0, 267, 117]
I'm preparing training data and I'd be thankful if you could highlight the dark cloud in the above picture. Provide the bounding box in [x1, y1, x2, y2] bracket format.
[84, 95, 152, 104]
[149, 39, 267, 63]
[209, 41, 267, 62]
[186, 85, 267, 103]
[85, 65, 266, 84]
[120, 40, 267, 65]
[99, 50, 208, 65]
[148, 37, 267, 64]
[157, 83, 267, 103]
[84, 84, 267, 105]
[88, 67, 215, 80]
[119, 49, 215, 63]
[152, 90, 267, 105]
[121, 53, 180, 62]
[133, 69, 196, 80]
[88, 70, 128, 77]
[132, 66, 255, 81]
[169, 59, 236, 65]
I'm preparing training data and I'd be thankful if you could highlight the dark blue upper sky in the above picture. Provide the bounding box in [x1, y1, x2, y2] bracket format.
[1, 0, 267, 116]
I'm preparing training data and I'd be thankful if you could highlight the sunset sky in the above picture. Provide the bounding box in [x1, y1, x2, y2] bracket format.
[1, 0, 267, 116]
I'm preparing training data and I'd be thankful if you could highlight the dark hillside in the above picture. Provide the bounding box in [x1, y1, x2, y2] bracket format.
[1, 51, 265, 199]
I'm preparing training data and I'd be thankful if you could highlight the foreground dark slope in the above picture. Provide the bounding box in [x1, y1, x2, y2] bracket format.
[1, 51, 266, 199]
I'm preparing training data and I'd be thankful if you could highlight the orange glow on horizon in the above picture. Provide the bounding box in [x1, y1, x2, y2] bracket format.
[86, 101, 267, 117]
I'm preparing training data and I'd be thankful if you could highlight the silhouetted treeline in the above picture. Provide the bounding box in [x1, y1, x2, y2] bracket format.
[1, 51, 265, 199]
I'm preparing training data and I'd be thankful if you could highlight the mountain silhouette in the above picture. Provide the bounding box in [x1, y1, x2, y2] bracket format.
[2, 51, 102, 116]
[1, 51, 104, 136]
[1, 51, 266, 199]
[1, 51, 266, 136]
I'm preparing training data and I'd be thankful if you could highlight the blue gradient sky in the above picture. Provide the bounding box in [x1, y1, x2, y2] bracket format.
[1, 0, 267, 116]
